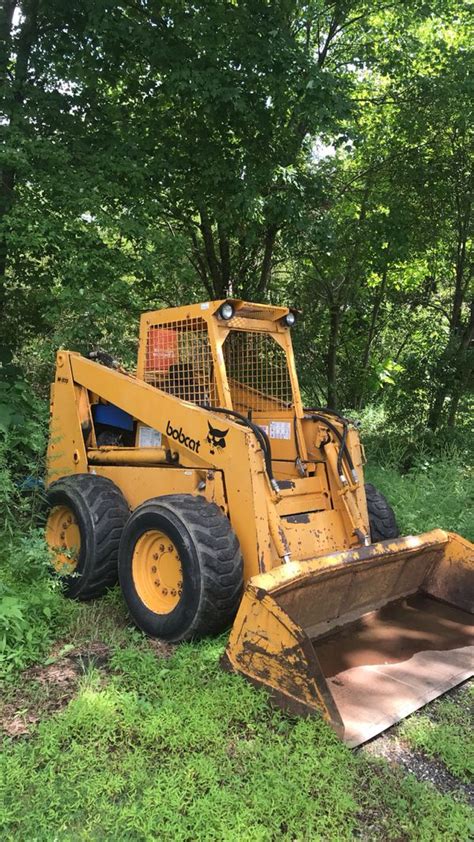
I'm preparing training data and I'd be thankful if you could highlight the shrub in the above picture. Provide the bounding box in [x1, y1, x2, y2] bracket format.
[0, 531, 72, 679]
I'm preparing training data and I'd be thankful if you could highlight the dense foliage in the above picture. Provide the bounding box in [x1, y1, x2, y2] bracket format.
[1, 1, 472, 430]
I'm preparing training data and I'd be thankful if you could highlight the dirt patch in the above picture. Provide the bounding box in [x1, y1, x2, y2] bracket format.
[0, 640, 111, 739]
[362, 734, 473, 803]
[360, 680, 473, 803]
[146, 637, 175, 659]
[0, 637, 176, 739]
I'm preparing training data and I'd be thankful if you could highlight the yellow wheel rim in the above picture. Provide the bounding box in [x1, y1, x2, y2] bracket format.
[45, 505, 81, 574]
[132, 529, 183, 614]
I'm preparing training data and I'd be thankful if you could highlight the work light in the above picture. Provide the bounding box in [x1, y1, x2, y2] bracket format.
[283, 311, 296, 327]
[218, 302, 234, 320]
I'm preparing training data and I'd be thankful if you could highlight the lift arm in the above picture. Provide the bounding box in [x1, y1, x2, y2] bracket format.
[48, 351, 275, 579]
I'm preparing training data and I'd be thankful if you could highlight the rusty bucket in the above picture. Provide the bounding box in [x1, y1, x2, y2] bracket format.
[223, 529, 474, 746]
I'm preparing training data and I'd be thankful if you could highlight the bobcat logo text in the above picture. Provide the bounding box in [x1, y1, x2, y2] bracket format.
[166, 420, 201, 453]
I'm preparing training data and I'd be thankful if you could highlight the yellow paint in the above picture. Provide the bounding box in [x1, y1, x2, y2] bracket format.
[46, 298, 474, 743]
[132, 529, 183, 614]
[45, 504, 81, 573]
[91, 465, 227, 512]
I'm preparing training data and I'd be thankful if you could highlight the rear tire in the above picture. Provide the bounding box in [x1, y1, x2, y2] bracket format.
[365, 483, 399, 543]
[118, 494, 243, 642]
[45, 474, 130, 599]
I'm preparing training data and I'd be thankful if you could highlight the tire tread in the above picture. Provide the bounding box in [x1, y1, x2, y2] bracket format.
[121, 493, 243, 641]
[365, 482, 399, 543]
[47, 474, 129, 600]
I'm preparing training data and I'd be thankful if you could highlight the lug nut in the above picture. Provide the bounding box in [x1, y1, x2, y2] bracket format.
[177, 580, 182, 587]
[167, 545, 173, 552]
[171, 589, 176, 597]
[162, 588, 168, 595]
[62, 522, 68, 529]
[153, 553, 159, 560]
[178, 589, 182, 597]
[151, 565, 157, 573]
[159, 544, 165, 552]
[60, 531, 65, 540]
[154, 579, 160, 586]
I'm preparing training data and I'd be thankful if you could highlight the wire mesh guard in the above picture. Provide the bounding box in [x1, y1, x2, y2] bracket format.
[144, 318, 218, 405]
[223, 331, 294, 412]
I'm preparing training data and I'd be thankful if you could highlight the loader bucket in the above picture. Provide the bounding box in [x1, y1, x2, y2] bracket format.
[223, 529, 474, 746]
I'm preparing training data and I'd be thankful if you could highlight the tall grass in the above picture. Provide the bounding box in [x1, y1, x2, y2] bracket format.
[366, 458, 473, 541]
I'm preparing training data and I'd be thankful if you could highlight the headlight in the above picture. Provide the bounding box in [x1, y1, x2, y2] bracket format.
[282, 311, 296, 327]
[218, 302, 234, 320]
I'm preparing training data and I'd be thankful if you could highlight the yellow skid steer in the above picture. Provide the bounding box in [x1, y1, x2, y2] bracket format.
[45, 300, 473, 745]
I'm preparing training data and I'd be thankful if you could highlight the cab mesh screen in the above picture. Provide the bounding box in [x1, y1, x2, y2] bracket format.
[223, 330, 293, 412]
[144, 317, 218, 406]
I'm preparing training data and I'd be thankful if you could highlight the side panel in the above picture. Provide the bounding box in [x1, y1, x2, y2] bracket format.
[90, 465, 227, 511]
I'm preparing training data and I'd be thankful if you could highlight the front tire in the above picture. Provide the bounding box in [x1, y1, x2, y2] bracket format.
[118, 494, 243, 642]
[365, 482, 399, 543]
[45, 474, 130, 599]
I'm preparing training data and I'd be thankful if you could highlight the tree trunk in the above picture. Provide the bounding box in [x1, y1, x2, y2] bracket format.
[326, 301, 341, 409]
[256, 223, 278, 299]
[427, 388, 447, 432]
[198, 208, 223, 297]
[428, 186, 471, 430]
[356, 252, 390, 407]
[447, 300, 474, 428]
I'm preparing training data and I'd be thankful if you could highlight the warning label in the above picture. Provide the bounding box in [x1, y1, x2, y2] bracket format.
[269, 421, 291, 440]
[137, 425, 162, 447]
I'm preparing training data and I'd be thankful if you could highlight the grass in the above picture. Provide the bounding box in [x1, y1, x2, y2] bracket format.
[1, 625, 472, 841]
[365, 458, 474, 541]
[400, 686, 474, 783]
[0, 451, 473, 840]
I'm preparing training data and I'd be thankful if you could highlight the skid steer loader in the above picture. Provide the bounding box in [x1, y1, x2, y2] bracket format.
[45, 300, 473, 745]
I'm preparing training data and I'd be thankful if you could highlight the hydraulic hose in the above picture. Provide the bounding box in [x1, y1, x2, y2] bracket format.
[303, 412, 356, 481]
[304, 406, 361, 480]
[199, 405, 277, 489]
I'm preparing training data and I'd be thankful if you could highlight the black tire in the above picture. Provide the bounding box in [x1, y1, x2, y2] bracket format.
[118, 494, 243, 642]
[365, 482, 399, 543]
[46, 474, 130, 600]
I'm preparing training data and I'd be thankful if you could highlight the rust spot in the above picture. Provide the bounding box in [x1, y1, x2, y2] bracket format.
[278, 527, 291, 554]
[286, 513, 310, 524]
[278, 480, 295, 489]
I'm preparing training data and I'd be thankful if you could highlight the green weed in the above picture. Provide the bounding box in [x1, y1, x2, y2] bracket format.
[400, 686, 474, 783]
[365, 458, 474, 540]
[63, 586, 140, 650]
[0, 532, 72, 679]
[1, 638, 472, 841]
[356, 758, 473, 841]
[1, 641, 358, 841]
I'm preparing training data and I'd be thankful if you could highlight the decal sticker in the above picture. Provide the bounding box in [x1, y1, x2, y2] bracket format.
[138, 425, 162, 448]
[200, 302, 210, 310]
[269, 421, 291, 440]
[206, 421, 229, 455]
[257, 424, 269, 436]
[166, 420, 201, 453]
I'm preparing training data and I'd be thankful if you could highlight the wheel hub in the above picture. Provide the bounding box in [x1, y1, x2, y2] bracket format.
[132, 529, 183, 614]
[45, 505, 81, 573]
